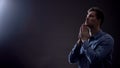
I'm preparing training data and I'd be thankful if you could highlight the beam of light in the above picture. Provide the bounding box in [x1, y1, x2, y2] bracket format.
[0, 0, 7, 37]
[0, 0, 31, 42]
[0, 0, 9, 25]
[0, 0, 7, 16]
[0, 0, 10, 41]
[0, 0, 29, 41]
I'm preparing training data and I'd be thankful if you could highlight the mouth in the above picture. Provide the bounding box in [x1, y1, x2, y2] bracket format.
[85, 21, 88, 25]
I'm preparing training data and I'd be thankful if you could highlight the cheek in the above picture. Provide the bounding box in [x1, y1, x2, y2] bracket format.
[87, 18, 97, 25]
[90, 18, 96, 22]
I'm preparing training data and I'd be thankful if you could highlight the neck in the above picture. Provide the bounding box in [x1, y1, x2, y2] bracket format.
[90, 26, 101, 36]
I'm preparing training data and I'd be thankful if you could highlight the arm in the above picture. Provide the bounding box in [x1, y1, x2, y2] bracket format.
[68, 24, 90, 63]
[68, 39, 83, 63]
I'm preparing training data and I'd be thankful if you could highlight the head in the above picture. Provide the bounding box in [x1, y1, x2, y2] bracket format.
[85, 7, 104, 28]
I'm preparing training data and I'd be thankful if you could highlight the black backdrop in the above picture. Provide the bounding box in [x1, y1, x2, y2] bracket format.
[0, 0, 119, 68]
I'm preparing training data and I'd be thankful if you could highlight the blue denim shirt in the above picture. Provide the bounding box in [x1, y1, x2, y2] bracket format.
[68, 30, 114, 68]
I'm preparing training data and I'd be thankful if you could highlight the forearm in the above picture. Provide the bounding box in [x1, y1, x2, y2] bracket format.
[68, 40, 82, 63]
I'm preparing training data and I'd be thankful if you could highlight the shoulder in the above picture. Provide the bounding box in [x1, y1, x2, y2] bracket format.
[104, 32, 114, 41]
[101, 32, 114, 44]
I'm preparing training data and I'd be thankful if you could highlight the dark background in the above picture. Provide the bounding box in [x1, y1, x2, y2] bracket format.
[0, 0, 119, 68]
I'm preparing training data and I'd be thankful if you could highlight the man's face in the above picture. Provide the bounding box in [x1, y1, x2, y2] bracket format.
[85, 11, 99, 27]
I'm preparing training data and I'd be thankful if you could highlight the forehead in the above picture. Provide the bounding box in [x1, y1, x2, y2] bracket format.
[87, 11, 96, 16]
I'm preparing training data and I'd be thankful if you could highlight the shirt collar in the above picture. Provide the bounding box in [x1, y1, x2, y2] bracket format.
[90, 29, 104, 40]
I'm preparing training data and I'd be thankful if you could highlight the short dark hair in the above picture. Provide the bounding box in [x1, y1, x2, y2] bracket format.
[87, 7, 104, 27]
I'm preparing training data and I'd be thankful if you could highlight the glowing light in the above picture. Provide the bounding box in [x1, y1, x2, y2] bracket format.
[0, 0, 7, 21]
[0, 0, 8, 40]
[0, 0, 7, 11]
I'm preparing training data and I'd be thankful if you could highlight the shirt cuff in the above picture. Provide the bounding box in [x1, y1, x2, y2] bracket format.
[80, 40, 89, 54]
[82, 40, 89, 49]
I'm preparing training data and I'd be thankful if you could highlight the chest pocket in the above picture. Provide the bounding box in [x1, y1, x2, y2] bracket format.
[89, 34, 106, 50]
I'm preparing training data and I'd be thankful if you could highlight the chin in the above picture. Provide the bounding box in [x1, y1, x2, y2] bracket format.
[85, 22, 93, 27]
[86, 24, 93, 28]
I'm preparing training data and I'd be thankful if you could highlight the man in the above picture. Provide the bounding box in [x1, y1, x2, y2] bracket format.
[68, 7, 114, 68]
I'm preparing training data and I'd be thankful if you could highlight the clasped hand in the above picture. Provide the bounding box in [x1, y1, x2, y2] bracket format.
[78, 24, 91, 43]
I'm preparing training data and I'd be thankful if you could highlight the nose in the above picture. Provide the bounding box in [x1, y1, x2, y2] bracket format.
[85, 17, 89, 22]
[86, 16, 89, 20]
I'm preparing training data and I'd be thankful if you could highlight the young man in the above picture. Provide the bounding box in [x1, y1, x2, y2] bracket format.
[68, 7, 114, 68]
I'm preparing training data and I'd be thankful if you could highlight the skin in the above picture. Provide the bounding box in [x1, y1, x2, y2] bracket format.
[78, 11, 101, 43]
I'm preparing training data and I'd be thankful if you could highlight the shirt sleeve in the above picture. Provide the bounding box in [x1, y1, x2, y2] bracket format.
[68, 43, 83, 63]
[82, 35, 114, 64]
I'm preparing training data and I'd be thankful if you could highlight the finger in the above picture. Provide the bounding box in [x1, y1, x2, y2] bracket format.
[82, 24, 88, 32]
[87, 27, 92, 36]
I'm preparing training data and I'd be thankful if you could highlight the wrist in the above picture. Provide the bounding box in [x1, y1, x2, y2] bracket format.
[77, 39, 81, 45]
[81, 39, 89, 43]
